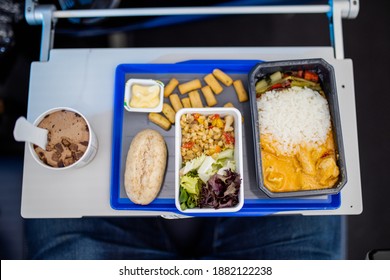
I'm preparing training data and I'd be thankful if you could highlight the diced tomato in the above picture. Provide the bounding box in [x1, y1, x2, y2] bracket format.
[223, 132, 235, 145]
[303, 71, 319, 82]
[182, 142, 194, 149]
[297, 70, 304, 78]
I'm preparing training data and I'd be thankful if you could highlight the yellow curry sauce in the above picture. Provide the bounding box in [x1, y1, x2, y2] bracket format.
[261, 132, 340, 192]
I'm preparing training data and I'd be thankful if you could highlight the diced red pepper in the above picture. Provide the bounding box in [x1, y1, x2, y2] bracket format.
[223, 132, 235, 145]
[270, 80, 291, 90]
[193, 113, 200, 120]
[303, 71, 319, 82]
[210, 114, 220, 120]
[182, 142, 194, 149]
[270, 83, 283, 90]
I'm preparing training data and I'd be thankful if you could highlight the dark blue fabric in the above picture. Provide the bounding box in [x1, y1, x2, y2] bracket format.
[26, 215, 344, 260]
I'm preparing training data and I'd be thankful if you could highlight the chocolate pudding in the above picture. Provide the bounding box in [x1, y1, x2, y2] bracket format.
[34, 110, 90, 168]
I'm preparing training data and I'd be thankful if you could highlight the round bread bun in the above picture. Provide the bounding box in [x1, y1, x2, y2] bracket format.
[124, 129, 167, 205]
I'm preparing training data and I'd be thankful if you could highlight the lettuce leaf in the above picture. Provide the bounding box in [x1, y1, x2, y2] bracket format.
[217, 148, 234, 160]
[180, 175, 200, 195]
[179, 154, 206, 176]
[179, 149, 238, 210]
[198, 156, 216, 183]
[198, 149, 236, 183]
[199, 169, 241, 209]
[179, 173, 203, 210]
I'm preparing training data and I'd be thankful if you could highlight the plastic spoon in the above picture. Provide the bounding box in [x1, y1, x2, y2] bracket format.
[13, 117, 48, 150]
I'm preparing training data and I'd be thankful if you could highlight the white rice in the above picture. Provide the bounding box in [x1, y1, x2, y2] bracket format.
[257, 86, 331, 155]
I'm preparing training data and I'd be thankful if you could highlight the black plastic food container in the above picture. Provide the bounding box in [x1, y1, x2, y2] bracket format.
[248, 58, 347, 198]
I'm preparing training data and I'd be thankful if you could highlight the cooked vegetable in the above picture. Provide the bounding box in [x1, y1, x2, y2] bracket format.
[303, 71, 319, 82]
[255, 70, 322, 96]
[269, 71, 282, 83]
[255, 79, 268, 93]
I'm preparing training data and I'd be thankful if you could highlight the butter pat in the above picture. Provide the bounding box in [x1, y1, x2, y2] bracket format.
[130, 84, 160, 108]
[124, 79, 164, 113]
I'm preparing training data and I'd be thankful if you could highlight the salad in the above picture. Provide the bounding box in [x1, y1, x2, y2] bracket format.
[178, 113, 242, 210]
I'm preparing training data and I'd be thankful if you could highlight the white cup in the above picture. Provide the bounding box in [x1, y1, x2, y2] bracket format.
[29, 107, 98, 170]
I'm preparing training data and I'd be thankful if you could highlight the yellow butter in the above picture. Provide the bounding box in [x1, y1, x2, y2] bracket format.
[130, 84, 160, 108]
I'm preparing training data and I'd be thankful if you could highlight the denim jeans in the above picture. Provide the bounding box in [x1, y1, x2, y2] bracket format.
[26, 216, 345, 260]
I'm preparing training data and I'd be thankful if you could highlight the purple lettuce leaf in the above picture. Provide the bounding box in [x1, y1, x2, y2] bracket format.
[199, 169, 241, 209]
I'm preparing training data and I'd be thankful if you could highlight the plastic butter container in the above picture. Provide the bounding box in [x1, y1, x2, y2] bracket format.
[124, 78, 164, 113]
[248, 58, 347, 198]
[175, 107, 244, 213]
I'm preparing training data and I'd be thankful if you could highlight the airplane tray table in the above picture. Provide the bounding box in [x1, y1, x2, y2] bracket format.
[111, 61, 341, 216]
[20, 47, 362, 218]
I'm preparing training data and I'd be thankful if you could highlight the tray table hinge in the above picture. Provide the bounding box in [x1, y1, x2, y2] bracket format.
[330, 0, 359, 59]
[25, 0, 56, 62]
[25, 1, 359, 62]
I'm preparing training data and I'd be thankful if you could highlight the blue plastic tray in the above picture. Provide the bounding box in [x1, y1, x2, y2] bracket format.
[110, 60, 341, 216]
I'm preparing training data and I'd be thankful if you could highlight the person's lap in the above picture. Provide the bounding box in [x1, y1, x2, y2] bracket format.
[26, 215, 344, 260]
[210, 216, 344, 259]
[26, 218, 176, 259]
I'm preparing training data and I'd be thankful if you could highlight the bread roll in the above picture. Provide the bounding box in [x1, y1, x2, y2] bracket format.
[124, 129, 167, 205]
